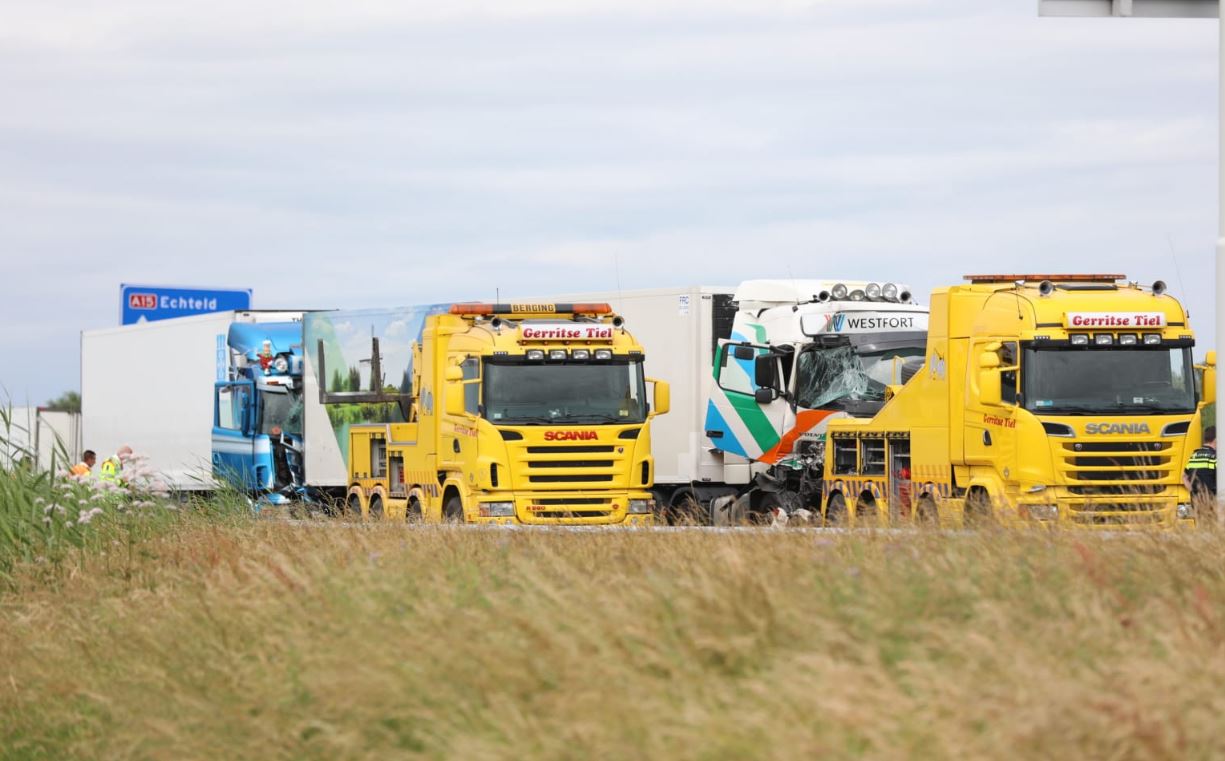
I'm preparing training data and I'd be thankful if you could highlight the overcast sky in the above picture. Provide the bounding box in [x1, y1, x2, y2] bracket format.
[1, 0, 1217, 403]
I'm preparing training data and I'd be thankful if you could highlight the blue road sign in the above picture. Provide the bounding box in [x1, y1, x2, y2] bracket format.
[121, 284, 253, 325]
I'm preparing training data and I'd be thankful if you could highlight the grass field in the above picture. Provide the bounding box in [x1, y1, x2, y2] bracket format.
[4, 508, 1225, 760]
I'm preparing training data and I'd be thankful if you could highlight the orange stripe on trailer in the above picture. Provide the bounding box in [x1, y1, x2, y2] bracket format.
[757, 409, 838, 465]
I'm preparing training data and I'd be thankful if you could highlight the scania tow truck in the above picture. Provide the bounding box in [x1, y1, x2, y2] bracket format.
[324, 303, 669, 525]
[820, 274, 1208, 529]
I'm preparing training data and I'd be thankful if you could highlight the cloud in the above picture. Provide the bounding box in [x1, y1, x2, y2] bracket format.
[0, 0, 1216, 402]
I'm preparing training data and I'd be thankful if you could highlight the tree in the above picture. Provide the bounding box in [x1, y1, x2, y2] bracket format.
[45, 390, 80, 413]
[331, 369, 344, 393]
[347, 367, 361, 393]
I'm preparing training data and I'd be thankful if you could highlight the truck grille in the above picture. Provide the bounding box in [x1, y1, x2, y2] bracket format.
[509, 442, 630, 490]
[1058, 440, 1175, 487]
[1057, 439, 1180, 526]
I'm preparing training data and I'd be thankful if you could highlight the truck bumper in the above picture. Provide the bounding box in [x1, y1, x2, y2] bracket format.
[469, 491, 656, 526]
[1014, 490, 1192, 530]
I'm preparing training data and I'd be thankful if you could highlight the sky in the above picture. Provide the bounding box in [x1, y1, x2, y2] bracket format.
[1, 0, 1218, 404]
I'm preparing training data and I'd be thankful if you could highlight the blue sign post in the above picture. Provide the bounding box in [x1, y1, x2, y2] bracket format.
[120, 284, 253, 325]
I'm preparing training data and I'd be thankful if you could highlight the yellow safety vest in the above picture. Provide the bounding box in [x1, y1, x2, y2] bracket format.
[99, 457, 121, 483]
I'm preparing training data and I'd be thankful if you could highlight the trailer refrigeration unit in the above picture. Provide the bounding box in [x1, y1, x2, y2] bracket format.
[546, 282, 930, 524]
[81, 311, 347, 498]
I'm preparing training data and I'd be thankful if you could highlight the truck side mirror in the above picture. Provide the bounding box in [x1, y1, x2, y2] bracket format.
[754, 356, 778, 390]
[733, 345, 756, 361]
[979, 351, 1002, 407]
[754, 387, 776, 404]
[650, 379, 671, 417]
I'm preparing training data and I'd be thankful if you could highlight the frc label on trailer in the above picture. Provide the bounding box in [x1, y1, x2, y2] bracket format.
[521, 324, 614, 341]
[1065, 312, 1166, 328]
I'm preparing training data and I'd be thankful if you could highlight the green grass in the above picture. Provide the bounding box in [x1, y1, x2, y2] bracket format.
[3, 522, 1225, 760]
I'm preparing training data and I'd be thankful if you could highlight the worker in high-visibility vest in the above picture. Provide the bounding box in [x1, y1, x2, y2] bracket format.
[69, 450, 96, 478]
[1185, 426, 1217, 517]
[99, 445, 133, 485]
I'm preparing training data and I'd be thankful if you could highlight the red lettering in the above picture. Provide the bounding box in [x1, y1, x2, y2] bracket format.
[544, 430, 598, 441]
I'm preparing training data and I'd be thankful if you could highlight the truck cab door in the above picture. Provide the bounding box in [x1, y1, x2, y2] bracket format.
[212, 380, 257, 490]
[964, 340, 1019, 480]
[704, 341, 792, 463]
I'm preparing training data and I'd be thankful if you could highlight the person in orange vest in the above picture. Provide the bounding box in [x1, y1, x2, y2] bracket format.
[69, 450, 96, 478]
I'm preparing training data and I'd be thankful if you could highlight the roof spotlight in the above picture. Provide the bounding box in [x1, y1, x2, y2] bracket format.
[898, 290, 912, 303]
[881, 283, 899, 302]
[849, 289, 866, 302]
[831, 283, 849, 301]
[865, 283, 882, 300]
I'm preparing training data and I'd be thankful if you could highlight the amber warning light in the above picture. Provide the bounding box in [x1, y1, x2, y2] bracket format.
[449, 302, 613, 316]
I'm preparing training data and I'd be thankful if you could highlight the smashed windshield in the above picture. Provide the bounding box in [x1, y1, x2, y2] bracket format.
[794, 344, 924, 410]
[259, 388, 304, 436]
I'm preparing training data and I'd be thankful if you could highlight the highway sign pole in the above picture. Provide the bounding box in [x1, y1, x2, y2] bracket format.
[1039, 0, 1222, 518]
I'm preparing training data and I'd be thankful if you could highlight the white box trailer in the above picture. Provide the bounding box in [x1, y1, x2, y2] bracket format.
[1, 407, 82, 473]
[543, 287, 742, 506]
[81, 311, 347, 492]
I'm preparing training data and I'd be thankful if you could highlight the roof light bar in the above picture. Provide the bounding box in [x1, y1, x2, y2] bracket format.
[450, 302, 613, 316]
[964, 274, 1126, 284]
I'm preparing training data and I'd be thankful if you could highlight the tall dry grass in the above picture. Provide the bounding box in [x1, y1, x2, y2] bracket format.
[3, 522, 1225, 760]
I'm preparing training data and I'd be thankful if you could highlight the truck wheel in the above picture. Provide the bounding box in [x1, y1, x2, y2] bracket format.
[346, 493, 364, 520]
[825, 493, 848, 527]
[443, 495, 465, 523]
[964, 490, 995, 528]
[368, 495, 384, 521]
[917, 495, 939, 528]
[406, 497, 423, 523]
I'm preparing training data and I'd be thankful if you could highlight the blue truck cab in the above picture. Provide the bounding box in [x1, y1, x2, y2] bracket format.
[212, 322, 306, 503]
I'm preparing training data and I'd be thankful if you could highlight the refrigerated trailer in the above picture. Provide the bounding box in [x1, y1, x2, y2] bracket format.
[81, 311, 347, 494]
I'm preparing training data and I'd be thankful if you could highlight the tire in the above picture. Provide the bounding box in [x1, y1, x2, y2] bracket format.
[346, 493, 364, 520]
[669, 492, 705, 525]
[825, 492, 848, 527]
[443, 494, 465, 523]
[917, 495, 939, 528]
[368, 495, 384, 521]
[406, 497, 423, 523]
[964, 489, 995, 528]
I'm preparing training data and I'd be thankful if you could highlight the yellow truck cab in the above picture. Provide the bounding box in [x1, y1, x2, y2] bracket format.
[344, 302, 669, 525]
[822, 274, 1204, 529]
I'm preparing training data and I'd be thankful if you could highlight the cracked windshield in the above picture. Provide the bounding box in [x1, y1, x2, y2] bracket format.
[795, 344, 924, 410]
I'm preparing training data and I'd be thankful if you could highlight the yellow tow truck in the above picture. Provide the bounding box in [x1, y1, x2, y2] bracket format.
[332, 302, 669, 525]
[820, 274, 1209, 529]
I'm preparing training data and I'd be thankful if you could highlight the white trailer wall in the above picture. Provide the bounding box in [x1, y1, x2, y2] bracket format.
[544, 287, 737, 489]
[1, 407, 81, 473]
[81, 311, 301, 491]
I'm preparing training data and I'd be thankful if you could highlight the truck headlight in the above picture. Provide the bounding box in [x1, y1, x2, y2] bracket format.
[1026, 504, 1059, 521]
[1177, 503, 1194, 520]
[480, 501, 516, 518]
[272, 355, 290, 374]
[627, 499, 655, 514]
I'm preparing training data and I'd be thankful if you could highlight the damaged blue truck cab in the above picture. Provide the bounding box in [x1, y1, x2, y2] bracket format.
[211, 322, 307, 503]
